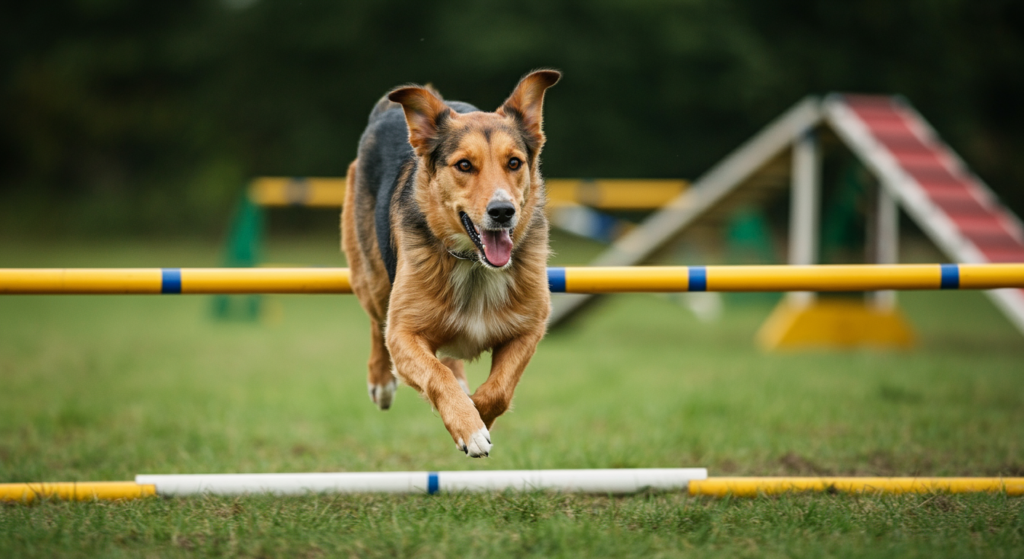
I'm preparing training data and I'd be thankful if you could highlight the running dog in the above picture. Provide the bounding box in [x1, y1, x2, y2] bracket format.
[341, 70, 560, 457]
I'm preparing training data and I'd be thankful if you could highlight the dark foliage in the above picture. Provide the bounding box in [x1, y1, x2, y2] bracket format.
[2, 0, 1022, 235]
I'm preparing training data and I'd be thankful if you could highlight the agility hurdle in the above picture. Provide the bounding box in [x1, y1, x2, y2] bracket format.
[4, 471, 1024, 502]
[1, 263, 1022, 295]
[4, 265, 1023, 503]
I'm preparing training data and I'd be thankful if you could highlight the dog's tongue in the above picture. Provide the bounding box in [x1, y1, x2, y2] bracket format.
[481, 229, 513, 267]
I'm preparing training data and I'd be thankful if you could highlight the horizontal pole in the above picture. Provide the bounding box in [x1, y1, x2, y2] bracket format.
[247, 177, 689, 210]
[554, 263, 1024, 292]
[249, 177, 346, 207]
[5, 473, 1022, 502]
[1, 264, 1023, 295]
[689, 477, 1024, 497]
[0, 268, 352, 294]
[0, 469, 707, 501]
[545, 178, 688, 210]
[136, 468, 708, 497]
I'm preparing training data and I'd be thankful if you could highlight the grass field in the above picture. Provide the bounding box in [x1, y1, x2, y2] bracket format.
[1, 234, 1023, 557]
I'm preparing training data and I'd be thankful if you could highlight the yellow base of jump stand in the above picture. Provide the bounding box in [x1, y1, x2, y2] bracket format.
[757, 299, 915, 351]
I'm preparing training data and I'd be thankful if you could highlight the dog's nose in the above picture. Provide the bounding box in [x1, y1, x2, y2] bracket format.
[487, 201, 516, 225]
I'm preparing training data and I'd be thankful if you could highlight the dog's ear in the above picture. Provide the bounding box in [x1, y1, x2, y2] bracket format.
[498, 69, 561, 155]
[388, 86, 451, 157]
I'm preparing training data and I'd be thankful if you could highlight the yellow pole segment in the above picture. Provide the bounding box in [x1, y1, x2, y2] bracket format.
[564, 266, 691, 292]
[0, 482, 156, 503]
[180, 268, 351, 294]
[689, 477, 1024, 497]
[0, 269, 163, 294]
[248, 177, 347, 207]
[705, 265, 946, 292]
[959, 263, 1024, 289]
[545, 179, 688, 210]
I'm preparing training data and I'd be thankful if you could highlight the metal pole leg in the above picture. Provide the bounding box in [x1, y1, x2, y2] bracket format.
[788, 129, 820, 307]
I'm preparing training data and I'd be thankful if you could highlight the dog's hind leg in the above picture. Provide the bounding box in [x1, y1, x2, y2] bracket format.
[440, 357, 470, 395]
[367, 318, 398, 410]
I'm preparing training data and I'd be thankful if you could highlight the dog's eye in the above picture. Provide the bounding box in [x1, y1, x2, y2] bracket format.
[508, 158, 522, 170]
[455, 160, 473, 172]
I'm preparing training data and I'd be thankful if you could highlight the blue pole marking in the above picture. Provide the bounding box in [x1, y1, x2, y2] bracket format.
[688, 266, 707, 292]
[594, 212, 619, 244]
[547, 267, 567, 293]
[427, 472, 439, 495]
[939, 264, 960, 290]
[161, 268, 182, 294]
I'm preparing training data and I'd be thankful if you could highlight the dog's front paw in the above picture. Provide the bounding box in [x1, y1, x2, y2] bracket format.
[368, 378, 397, 410]
[456, 427, 492, 458]
[471, 389, 510, 430]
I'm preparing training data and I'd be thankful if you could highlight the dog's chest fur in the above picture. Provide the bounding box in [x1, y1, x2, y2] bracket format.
[436, 260, 526, 360]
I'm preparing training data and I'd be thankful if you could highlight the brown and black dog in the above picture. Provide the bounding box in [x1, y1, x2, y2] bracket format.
[341, 70, 560, 457]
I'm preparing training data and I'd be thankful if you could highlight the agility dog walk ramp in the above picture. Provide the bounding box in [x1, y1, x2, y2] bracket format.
[548, 95, 1024, 335]
[825, 95, 1024, 334]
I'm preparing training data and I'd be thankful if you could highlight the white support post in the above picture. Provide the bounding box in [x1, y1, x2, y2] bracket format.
[788, 129, 820, 307]
[873, 184, 899, 310]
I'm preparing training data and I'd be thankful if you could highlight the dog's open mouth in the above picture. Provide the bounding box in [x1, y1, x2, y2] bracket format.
[460, 212, 513, 268]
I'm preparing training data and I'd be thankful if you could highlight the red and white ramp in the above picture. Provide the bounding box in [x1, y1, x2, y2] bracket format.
[825, 94, 1024, 333]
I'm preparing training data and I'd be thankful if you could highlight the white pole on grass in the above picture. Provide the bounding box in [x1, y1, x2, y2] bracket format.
[135, 468, 709, 496]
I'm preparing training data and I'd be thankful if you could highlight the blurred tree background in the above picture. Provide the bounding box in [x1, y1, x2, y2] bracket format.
[1, 0, 1022, 237]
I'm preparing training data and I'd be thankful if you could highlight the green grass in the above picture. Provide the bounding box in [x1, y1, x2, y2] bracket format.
[1, 235, 1023, 557]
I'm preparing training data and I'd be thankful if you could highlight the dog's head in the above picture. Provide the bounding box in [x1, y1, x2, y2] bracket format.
[388, 70, 560, 269]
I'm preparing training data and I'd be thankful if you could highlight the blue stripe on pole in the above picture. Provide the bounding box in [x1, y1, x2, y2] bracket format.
[939, 264, 960, 290]
[548, 267, 567, 293]
[161, 268, 182, 294]
[427, 472, 439, 494]
[688, 266, 707, 292]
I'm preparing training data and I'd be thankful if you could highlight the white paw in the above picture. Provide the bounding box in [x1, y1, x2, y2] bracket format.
[457, 378, 471, 395]
[456, 427, 492, 458]
[368, 379, 397, 410]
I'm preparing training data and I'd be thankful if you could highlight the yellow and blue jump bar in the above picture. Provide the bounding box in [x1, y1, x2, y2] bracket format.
[545, 263, 1024, 293]
[0, 268, 352, 294]
[0, 264, 1022, 295]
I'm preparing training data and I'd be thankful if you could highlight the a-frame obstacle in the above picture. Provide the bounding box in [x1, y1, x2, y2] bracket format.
[548, 94, 1024, 345]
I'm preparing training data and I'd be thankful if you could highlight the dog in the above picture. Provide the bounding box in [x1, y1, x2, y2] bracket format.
[341, 70, 560, 457]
